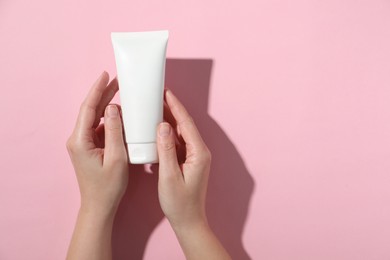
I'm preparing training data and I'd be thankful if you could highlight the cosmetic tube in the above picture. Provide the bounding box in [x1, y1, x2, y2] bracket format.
[111, 30, 169, 164]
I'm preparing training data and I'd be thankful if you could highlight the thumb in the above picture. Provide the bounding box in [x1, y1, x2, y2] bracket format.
[157, 122, 181, 178]
[104, 105, 126, 162]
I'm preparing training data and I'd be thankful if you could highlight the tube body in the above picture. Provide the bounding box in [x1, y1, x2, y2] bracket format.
[111, 30, 169, 164]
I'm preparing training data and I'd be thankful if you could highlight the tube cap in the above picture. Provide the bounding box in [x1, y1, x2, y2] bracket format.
[127, 143, 158, 164]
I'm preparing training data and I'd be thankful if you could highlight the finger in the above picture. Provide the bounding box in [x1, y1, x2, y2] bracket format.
[163, 90, 176, 128]
[165, 89, 207, 152]
[163, 99, 185, 147]
[157, 122, 182, 180]
[93, 77, 119, 128]
[163, 100, 176, 127]
[103, 104, 127, 164]
[74, 71, 109, 138]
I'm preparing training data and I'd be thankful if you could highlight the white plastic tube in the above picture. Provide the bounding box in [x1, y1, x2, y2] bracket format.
[111, 30, 169, 164]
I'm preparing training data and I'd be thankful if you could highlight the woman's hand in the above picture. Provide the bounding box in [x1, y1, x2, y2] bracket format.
[66, 72, 128, 260]
[157, 89, 211, 229]
[66, 71, 128, 216]
[157, 90, 231, 260]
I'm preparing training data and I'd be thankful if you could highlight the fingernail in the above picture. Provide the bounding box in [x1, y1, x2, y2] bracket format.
[159, 123, 171, 137]
[99, 71, 107, 79]
[107, 105, 118, 117]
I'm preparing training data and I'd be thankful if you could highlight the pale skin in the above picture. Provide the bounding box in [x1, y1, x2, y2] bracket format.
[66, 72, 231, 260]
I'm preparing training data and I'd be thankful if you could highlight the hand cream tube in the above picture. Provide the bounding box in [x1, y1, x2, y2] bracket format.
[111, 30, 169, 164]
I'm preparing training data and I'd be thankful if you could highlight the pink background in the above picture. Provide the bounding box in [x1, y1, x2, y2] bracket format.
[1, 0, 390, 259]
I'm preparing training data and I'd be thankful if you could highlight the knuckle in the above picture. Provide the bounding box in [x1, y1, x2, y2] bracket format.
[198, 147, 212, 164]
[107, 124, 122, 131]
[80, 101, 88, 111]
[178, 116, 195, 127]
[66, 136, 83, 154]
[80, 101, 96, 113]
[160, 140, 176, 151]
[106, 120, 122, 131]
[66, 137, 75, 152]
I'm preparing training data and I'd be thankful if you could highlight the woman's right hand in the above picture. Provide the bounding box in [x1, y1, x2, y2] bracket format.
[156, 89, 211, 229]
[156, 89, 231, 260]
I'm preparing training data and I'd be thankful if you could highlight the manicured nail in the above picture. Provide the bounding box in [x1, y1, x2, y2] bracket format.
[107, 105, 118, 117]
[159, 123, 171, 136]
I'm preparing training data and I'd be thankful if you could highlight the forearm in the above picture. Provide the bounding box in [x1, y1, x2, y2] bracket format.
[172, 221, 231, 260]
[66, 206, 115, 260]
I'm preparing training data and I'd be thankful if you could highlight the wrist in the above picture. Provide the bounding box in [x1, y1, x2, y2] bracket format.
[79, 201, 118, 223]
[171, 217, 210, 238]
[169, 217, 232, 260]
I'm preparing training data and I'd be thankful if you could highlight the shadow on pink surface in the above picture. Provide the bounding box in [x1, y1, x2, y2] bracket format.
[112, 59, 254, 259]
